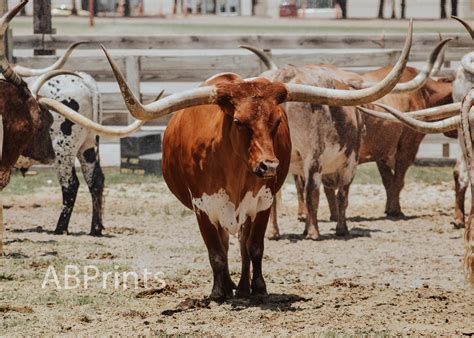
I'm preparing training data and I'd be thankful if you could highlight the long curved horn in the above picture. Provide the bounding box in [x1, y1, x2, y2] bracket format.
[30, 70, 82, 98]
[460, 90, 474, 178]
[101, 44, 218, 120]
[461, 52, 474, 75]
[390, 38, 452, 93]
[459, 90, 474, 284]
[240, 45, 278, 71]
[430, 33, 446, 76]
[357, 102, 461, 122]
[285, 19, 413, 105]
[0, 0, 28, 86]
[359, 102, 460, 133]
[452, 16, 474, 40]
[38, 92, 164, 138]
[13, 42, 88, 77]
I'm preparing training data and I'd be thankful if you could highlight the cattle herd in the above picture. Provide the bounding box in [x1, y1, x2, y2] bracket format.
[1, 0, 474, 302]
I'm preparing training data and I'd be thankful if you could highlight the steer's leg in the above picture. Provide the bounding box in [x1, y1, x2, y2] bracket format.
[295, 175, 308, 222]
[388, 131, 424, 218]
[335, 183, 351, 236]
[376, 160, 395, 216]
[78, 135, 105, 236]
[0, 194, 3, 256]
[324, 185, 338, 222]
[0, 170, 10, 255]
[196, 212, 232, 301]
[54, 155, 80, 235]
[267, 192, 280, 240]
[304, 167, 321, 240]
[248, 209, 271, 297]
[237, 219, 252, 298]
[217, 225, 236, 293]
[453, 156, 468, 229]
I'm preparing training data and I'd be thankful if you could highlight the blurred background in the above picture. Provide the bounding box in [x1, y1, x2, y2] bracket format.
[4, 0, 474, 20]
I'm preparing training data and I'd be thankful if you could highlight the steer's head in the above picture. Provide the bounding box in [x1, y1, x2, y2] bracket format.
[20, 93, 55, 165]
[215, 77, 288, 178]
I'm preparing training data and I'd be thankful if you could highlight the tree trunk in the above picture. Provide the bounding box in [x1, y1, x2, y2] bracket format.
[440, 0, 447, 18]
[451, 0, 458, 16]
[400, 0, 406, 19]
[378, 0, 385, 19]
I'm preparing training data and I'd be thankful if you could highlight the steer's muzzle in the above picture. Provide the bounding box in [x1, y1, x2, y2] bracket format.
[254, 159, 279, 178]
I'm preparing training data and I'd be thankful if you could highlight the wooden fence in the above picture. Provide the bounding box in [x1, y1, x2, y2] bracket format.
[11, 33, 474, 160]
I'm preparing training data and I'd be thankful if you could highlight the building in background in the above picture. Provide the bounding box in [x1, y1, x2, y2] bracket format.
[6, 0, 474, 19]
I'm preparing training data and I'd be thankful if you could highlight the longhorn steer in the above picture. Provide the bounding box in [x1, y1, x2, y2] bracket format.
[95, 21, 412, 300]
[264, 65, 363, 240]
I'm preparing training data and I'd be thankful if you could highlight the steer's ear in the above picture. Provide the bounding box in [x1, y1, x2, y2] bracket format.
[214, 85, 236, 117]
[267, 82, 288, 105]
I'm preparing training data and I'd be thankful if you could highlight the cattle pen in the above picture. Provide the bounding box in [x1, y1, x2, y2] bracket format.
[2, 13, 474, 336]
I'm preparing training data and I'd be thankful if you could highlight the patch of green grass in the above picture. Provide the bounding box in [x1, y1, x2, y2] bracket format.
[3, 163, 452, 196]
[76, 295, 95, 306]
[353, 163, 452, 185]
[3, 168, 163, 195]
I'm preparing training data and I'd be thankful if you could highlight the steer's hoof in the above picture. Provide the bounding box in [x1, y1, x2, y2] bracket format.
[305, 232, 320, 241]
[53, 228, 68, 235]
[235, 288, 251, 299]
[90, 225, 104, 237]
[385, 210, 405, 219]
[451, 221, 465, 229]
[297, 214, 307, 223]
[209, 289, 232, 303]
[89, 229, 103, 237]
[335, 227, 349, 236]
[266, 232, 280, 240]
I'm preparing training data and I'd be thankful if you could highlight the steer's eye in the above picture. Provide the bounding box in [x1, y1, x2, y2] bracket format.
[234, 119, 244, 128]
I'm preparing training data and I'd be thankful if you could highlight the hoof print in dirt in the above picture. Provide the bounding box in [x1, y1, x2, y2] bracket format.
[161, 298, 211, 316]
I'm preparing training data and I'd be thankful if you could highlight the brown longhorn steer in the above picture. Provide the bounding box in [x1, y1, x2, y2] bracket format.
[353, 66, 452, 218]
[311, 66, 452, 221]
[163, 74, 291, 299]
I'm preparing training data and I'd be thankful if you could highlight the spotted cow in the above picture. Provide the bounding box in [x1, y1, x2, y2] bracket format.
[17, 73, 105, 236]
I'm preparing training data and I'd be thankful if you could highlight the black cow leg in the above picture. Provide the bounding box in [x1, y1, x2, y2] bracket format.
[54, 167, 79, 235]
[78, 144, 105, 237]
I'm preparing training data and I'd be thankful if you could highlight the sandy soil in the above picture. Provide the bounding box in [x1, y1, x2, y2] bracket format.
[1, 178, 473, 335]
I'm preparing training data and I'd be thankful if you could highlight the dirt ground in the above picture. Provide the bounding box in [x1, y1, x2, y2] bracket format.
[1, 167, 473, 335]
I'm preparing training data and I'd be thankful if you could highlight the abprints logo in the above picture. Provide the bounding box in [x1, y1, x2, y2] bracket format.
[41, 265, 166, 290]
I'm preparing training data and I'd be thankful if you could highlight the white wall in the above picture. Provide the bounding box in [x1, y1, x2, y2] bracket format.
[347, 0, 473, 19]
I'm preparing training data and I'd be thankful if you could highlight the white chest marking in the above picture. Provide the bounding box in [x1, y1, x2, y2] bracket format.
[192, 186, 274, 235]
